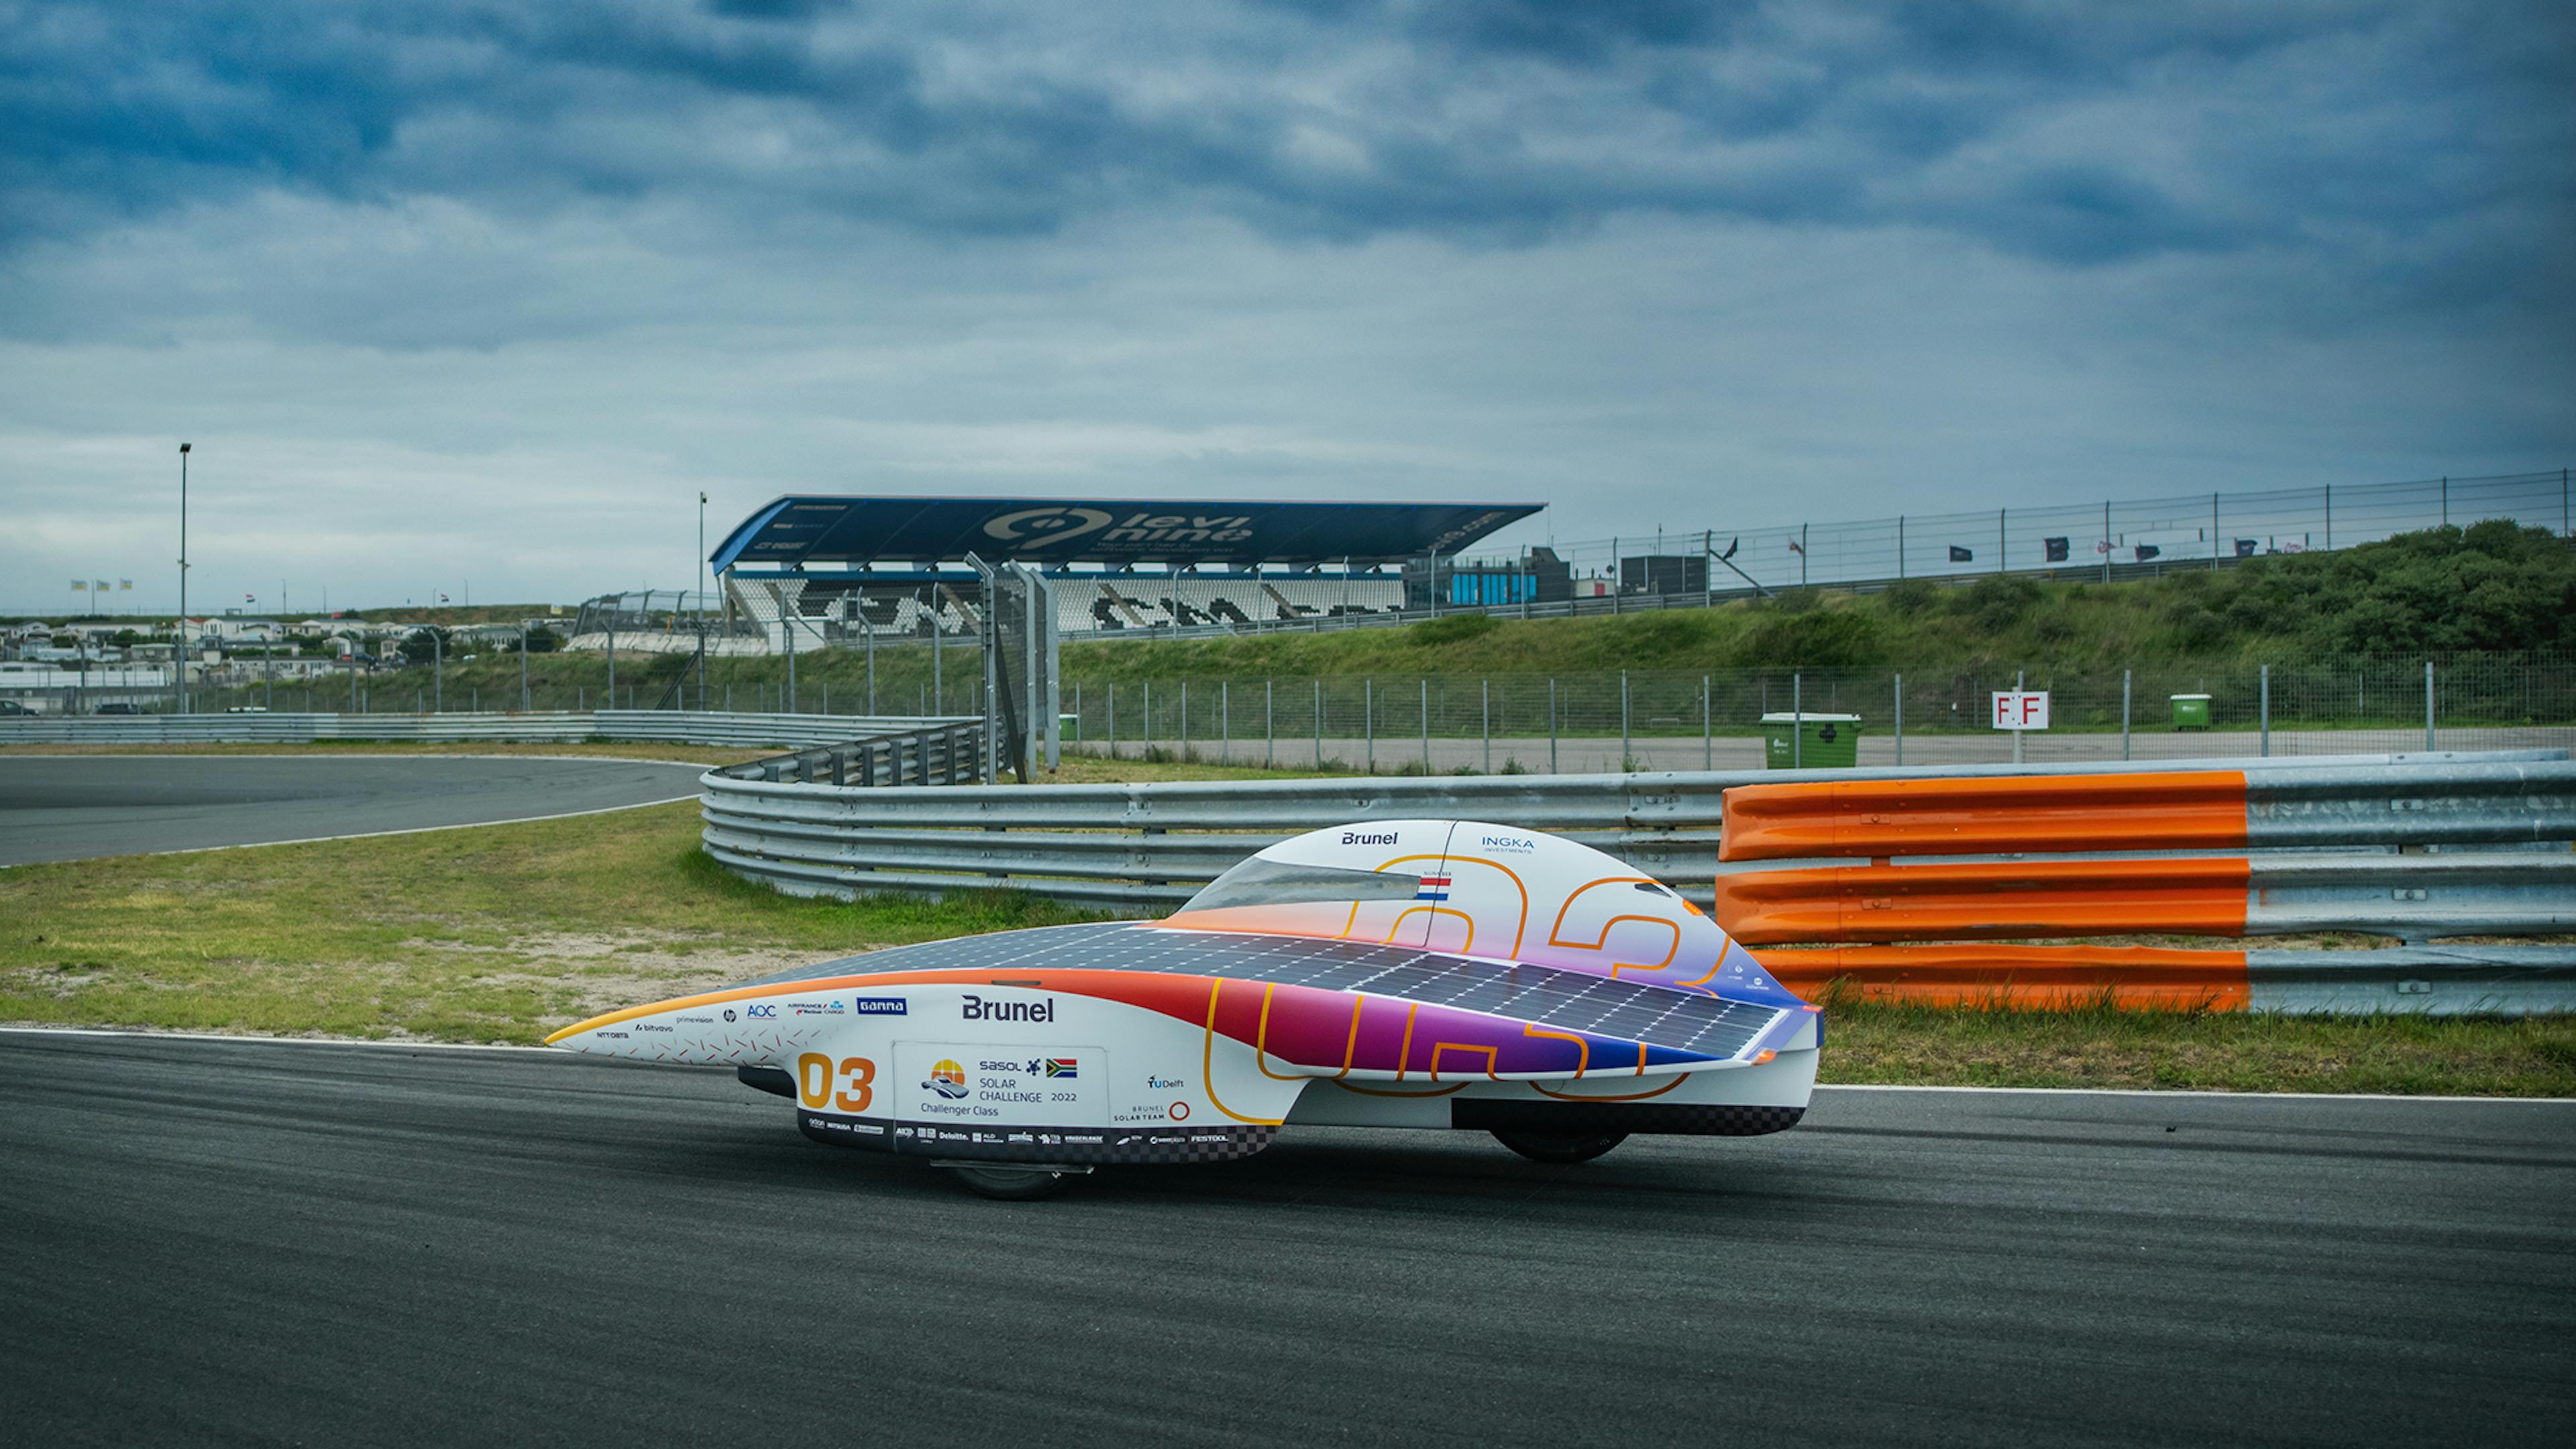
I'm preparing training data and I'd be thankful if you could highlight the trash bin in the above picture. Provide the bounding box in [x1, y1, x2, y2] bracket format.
[1760, 711, 1862, 769]
[1059, 712, 1080, 742]
[2169, 694, 2212, 731]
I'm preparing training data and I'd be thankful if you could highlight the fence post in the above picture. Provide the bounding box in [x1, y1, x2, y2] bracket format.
[1181, 681, 1189, 759]
[1071, 682, 1079, 754]
[1702, 675, 1711, 770]
[1893, 673, 1902, 767]
[865, 625, 875, 714]
[1482, 678, 1491, 772]
[2012, 669, 2024, 765]
[1315, 678, 1323, 768]
[1106, 682, 1116, 759]
[2425, 661, 2436, 749]
[2259, 664, 2271, 756]
[1549, 678, 1558, 773]
[2121, 669, 2131, 761]
[1364, 678, 1374, 773]
[1266, 678, 1274, 767]
[1142, 681, 1150, 752]
[1420, 678, 1430, 773]
[1620, 671, 1630, 771]
[1789, 672, 1803, 767]
[1221, 680, 1230, 764]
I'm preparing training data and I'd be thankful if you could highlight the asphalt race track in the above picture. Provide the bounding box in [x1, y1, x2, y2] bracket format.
[2, 1032, 2568, 1446]
[0, 755, 706, 867]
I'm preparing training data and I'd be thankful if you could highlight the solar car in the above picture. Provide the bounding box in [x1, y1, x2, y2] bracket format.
[549, 820, 1819, 1197]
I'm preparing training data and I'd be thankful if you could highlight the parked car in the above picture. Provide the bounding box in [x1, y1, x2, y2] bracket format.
[0, 700, 32, 715]
[92, 702, 142, 715]
[226, 705, 270, 713]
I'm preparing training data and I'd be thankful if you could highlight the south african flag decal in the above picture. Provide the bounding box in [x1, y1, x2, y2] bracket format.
[1043, 1058, 1079, 1078]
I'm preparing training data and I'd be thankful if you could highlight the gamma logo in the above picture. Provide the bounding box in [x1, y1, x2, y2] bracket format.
[924, 1060, 971, 1100]
[982, 506, 1114, 547]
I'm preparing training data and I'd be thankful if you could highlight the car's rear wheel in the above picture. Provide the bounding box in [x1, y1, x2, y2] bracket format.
[945, 1164, 1074, 1200]
[1491, 1130, 1628, 1164]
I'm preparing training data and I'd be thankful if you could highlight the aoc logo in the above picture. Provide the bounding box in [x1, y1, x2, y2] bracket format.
[981, 506, 1114, 547]
[961, 994, 1055, 1023]
[743, 1004, 775, 1020]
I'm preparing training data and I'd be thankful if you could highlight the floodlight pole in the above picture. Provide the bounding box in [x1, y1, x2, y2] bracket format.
[176, 442, 190, 713]
[696, 492, 708, 711]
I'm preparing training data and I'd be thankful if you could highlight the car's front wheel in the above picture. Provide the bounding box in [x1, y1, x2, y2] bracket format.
[943, 1164, 1075, 1200]
[1491, 1130, 1628, 1164]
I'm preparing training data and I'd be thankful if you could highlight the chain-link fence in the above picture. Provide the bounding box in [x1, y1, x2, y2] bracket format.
[1050, 654, 2576, 773]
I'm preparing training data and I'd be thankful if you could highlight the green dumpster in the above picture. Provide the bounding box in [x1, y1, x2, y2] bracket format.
[2170, 694, 2212, 731]
[1059, 712, 1081, 742]
[1760, 711, 1862, 769]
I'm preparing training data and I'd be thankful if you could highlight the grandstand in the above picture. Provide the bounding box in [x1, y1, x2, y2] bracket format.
[699, 496, 1538, 647]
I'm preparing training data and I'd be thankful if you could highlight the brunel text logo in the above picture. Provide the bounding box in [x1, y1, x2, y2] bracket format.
[961, 994, 1055, 1023]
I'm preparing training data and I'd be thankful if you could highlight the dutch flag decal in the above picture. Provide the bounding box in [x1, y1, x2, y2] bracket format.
[1416, 875, 1452, 902]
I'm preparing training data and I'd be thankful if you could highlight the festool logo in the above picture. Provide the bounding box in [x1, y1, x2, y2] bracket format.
[961, 994, 1055, 1023]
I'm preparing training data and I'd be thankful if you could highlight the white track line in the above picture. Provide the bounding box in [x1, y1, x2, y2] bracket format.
[124, 792, 707, 860]
[1, 1026, 2567, 1101]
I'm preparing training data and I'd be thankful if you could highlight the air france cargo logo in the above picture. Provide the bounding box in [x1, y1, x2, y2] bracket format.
[981, 506, 1254, 551]
[1415, 874, 1452, 902]
[924, 1060, 971, 1099]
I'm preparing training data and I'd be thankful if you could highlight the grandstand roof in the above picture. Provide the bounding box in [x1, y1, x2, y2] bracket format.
[709, 496, 1542, 572]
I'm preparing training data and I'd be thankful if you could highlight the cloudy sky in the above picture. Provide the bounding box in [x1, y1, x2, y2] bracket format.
[5, 0, 2570, 612]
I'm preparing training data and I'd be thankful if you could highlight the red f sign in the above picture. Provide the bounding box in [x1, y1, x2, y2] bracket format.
[1991, 690, 2051, 731]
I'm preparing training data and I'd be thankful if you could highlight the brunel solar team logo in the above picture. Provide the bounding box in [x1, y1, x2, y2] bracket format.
[924, 1059, 971, 1099]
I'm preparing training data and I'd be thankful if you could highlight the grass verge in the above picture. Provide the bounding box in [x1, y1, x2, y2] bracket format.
[5, 801, 2569, 1091]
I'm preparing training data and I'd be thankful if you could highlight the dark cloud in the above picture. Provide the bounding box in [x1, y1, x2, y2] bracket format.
[1, 0, 2569, 320]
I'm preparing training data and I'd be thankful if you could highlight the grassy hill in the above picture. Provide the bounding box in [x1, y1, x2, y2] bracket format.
[1060, 521, 2576, 680]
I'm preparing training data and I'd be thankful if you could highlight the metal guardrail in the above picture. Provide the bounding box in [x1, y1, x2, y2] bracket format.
[694, 749, 2568, 905]
[696, 750, 2573, 1013]
[0, 710, 970, 749]
[715, 722, 987, 787]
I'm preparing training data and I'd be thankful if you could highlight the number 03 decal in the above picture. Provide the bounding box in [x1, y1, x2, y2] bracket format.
[796, 1053, 876, 1112]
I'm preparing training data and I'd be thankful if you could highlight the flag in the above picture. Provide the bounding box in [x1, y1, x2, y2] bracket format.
[2044, 537, 2070, 563]
[1042, 1058, 1079, 1079]
[244, 593, 255, 604]
[1415, 873, 1454, 902]
[1719, 537, 1739, 561]
[120, 579, 133, 590]
[1949, 545, 1974, 562]
[71, 580, 86, 591]
[439, 592, 449, 603]
[1786, 537, 1804, 555]
[2096, 539, 2111, 555]
[94, 580, 107, 592]
[2136, 543, 2161, 561]
[2235, 539, 2258, 558]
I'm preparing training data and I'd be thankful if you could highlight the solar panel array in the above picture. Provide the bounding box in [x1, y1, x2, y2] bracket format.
[753, 922, 1783, 1061]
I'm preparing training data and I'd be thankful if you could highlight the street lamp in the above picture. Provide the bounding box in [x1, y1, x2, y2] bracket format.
[176, 442, 191, 712]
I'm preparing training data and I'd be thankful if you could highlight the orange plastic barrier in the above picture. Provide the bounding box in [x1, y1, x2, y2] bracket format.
[1755, 944, 2253, 1010]
[1711, 857, 2253, 944]
[1718, 770, 2251, 862]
